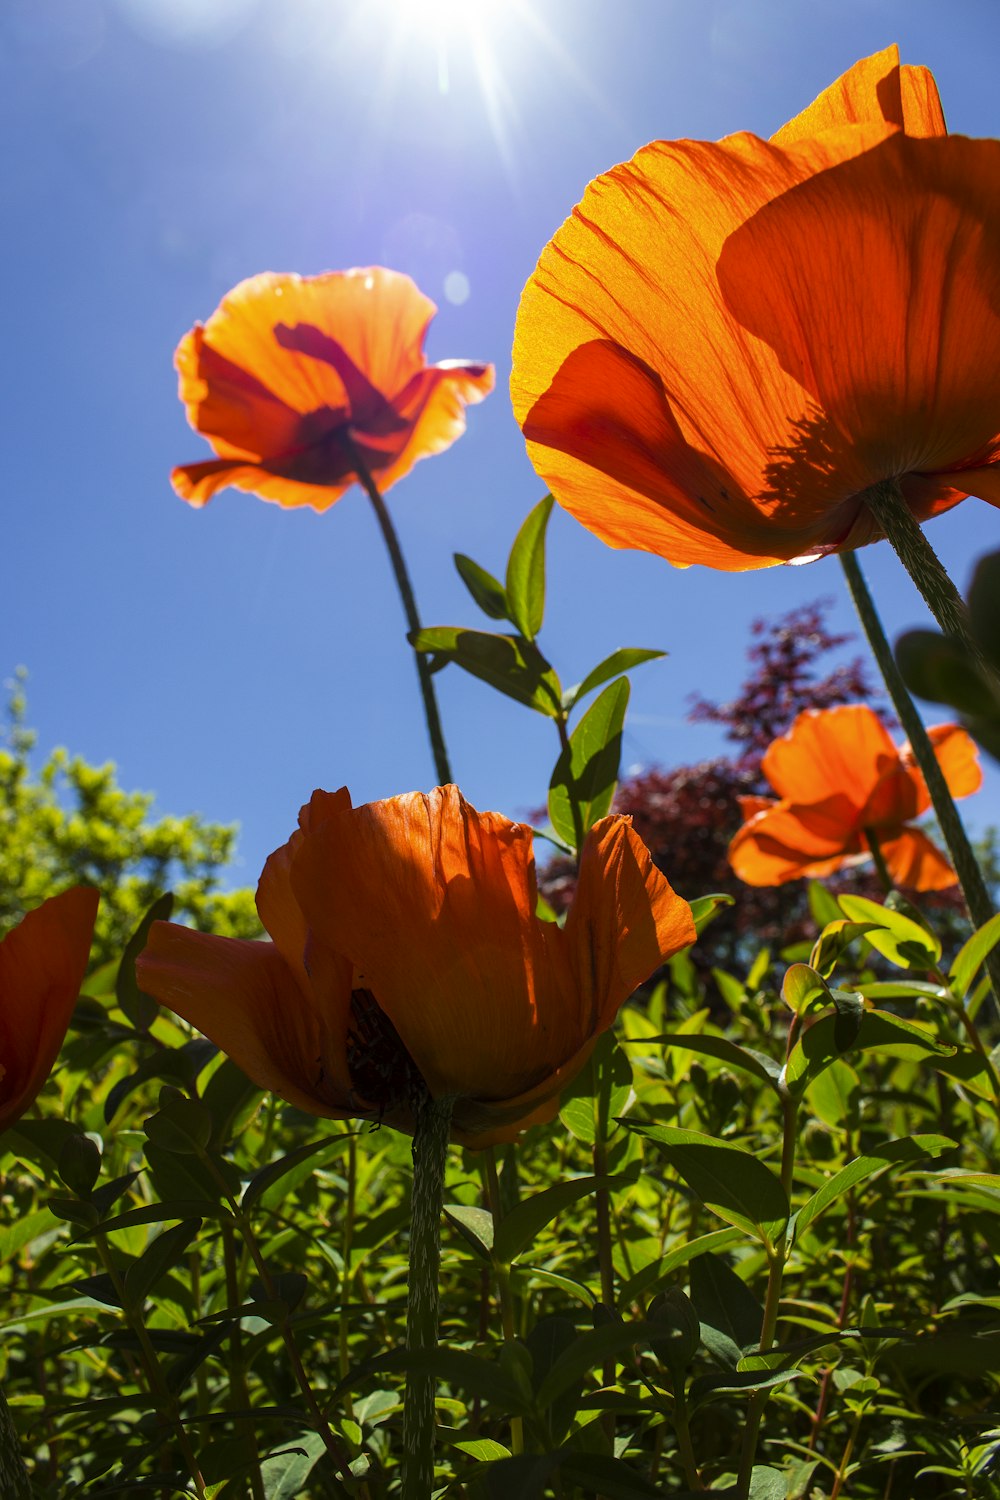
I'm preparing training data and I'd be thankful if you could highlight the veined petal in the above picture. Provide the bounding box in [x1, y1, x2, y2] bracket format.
[879, 827, 957, 891]
[0, 887, 98, 1131]
[137, 923, 354, 1119]
[728, 803, 859, 886]
[171, 459, 350, 512]
[762, 705, 897, 806]
[771, 46, 946, 145]
[369, 361, 495, 494]
[291, 786, 571, 1102]
[907, 723, 983, 807]
[563, 816, 695, 1035]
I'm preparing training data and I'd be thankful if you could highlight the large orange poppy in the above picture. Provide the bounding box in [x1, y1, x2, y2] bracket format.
[511, 48, 1000, 570]
[0, 887, 98, 1132]
[728, 705, 981, 890]
[172, 269, 494, 510]
[136, 786, 694, 1148]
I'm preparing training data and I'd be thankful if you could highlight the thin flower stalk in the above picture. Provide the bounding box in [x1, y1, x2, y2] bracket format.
[841, 549, 1000, 1014]
[481, 1148, 524, 1456]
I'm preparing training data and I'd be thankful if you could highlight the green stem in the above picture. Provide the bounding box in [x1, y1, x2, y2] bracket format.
[403, 1093, 455, 1500]
[482, 1149, 524, 1456]
[863, 826, 894, 896]
[347, 440, 453, 786]
[339, 1133, 358, 1414]
[735, 1097, 798, 1500]
[840, 550, 1000, 1017]
[861, 479, 991, 677]
[222, 1225, 266, 1500]
[0, 1384, 30, 1500]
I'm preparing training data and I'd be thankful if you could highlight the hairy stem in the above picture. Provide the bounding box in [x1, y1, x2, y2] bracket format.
[0, 1384, 30, 1500]
[402, 1093, 454, 1500]
[348, 441, 453, 786]
[840, 550, 1000, 1017]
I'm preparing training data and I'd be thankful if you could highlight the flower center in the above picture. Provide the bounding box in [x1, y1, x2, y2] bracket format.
[346, 988, 427, 1118]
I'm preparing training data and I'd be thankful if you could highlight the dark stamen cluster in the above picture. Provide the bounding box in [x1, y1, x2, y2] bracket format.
[346, 988, 427, 1118]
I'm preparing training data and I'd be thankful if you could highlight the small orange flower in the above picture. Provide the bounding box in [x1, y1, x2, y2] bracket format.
[728, 705, 981, 890]
[0, 888, 98, 1132]
[172, 268, 494, 510]
[511, 48, 1000, 570]
[137, 786, 694, 1148]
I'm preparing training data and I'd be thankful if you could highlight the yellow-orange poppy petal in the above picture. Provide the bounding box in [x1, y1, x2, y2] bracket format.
[369, 362, 494, 493]
[290, 786, 567, 1102]
[513, 121, 907, 572]
[136, 923, 354, 1120]
[716, 132, 1000, 517]
[911, 723, 983, 803]
[171, 458, 350, 512]
[879, 828, 957, 891]
[256, 788, 354, 988]
[0, 887, 98, 1131]
[771, 46, 945, 145]
[728, 803, 860, 886]
[564, 816, 695, 1034]
[762, 705, 897, 808]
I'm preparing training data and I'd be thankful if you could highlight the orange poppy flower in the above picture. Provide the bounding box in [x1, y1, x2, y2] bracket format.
[728, 705, 981, 890]
[0, 887, 99, 1132]
[136, 785, 694, 1148]
[511, 48, 1000, 570]
[172, 268, 494, 510]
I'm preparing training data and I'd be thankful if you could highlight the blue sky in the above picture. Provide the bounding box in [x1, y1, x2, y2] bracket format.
[4, 0, 1000, 889]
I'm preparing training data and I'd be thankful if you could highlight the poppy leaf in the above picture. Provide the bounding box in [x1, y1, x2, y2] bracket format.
[689, 893, 736, 935]
[689, 1250, 765, 1366]
[837, 894, 942, 968]
[123, 1218, 202, 1311]
[534, 1320, 655, 1411]
[809, 920, 884, 978]
[548, 677, 630, 850]
[627, 1032, 781, 1090]
[454, 553, 510, 622]
[116, 892, 173, 1033]
[409, 626, 562, 717]
[781, 964, 834, 1016]
[627, 1125, 789, 1249]
[562, 648, 666, 712]
[792, 1134, 956, 1244]
[493, 1175, 632, 1266]
[241, 1132, 355, 1213]
[782, 1009, 954, 1097]
[444, 1204, 495, 1261]
[895, 629, 993, 716]
[618, 1226, 742, 1306]
[505, 494, 554, 641]
[950, 911, 1000, 999]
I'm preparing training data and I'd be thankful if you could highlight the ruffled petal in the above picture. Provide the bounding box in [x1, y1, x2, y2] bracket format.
[369, 361, 495, 493]
[771, 47, 946, 145]
[728, 803, 859, 886]
[0, 887, 98, 1131]
[137, 923, 354, 1119]
[171, 458, 350, 512]
[879, 827, 957, 891]
[563, 816, 695, 1034]
[291, 786, 571, 1102]
[762, 705, 897, 806]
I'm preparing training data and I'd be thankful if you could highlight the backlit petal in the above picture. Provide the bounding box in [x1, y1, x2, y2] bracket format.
[762, 705, 897, 806]
[879, 828, 957, 891]
[0, 887, 98, 1131]
[772, 47, 946, 145]
[728, 803, 859, 885]
[908, 723, 983, 804]
[137, 923, 354, 1119]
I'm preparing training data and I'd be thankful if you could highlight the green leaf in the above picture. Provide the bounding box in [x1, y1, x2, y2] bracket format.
[793, 1134, 956, 1242]
[895, 629, 993, 714]
[782, 963, 835, 1015]
[444, 1204, 495, 1260]
[505, 495, 554, 640]
[809, 920, 884, 979]
[689, 893, 736, 936]
[563, 649, 666, 712]
[358, 1347, 531, 1414]
[627, 1125, 789, 1249]
[534, 1320, 653, 1410]
[525, 1316, 580, 1444]
[409, 626, 562, 717]
[57, 1133, 102, 1197]
[452, 1439, 513, 1462]
[618, 1227, 742, 1305]
[494, 1176, 631, 1265]
[630, 1033, 781, 1091]
[548, 677, 630, 850]
[837, 893, 942, 968]
[241, 1132, 354, 1212]
[557, 1454, 664, 1500]
[783, 1009, 954, 1097]
[689, 1251, 764, 1367]
[116, 892, 173, 1032]
[454, 553, 509, 621]
[123, 1219, 202, 1310]
[950, 911, 1000, 1000]
[559, 1031, 634, 1144]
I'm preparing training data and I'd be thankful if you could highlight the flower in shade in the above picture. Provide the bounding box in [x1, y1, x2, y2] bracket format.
[0, 888, 99, 1132]
[728, 704, 981, 890]
[137, 785, 694, 1149]
[511, 47, 1000, 571]
[172, 268, 494, 510]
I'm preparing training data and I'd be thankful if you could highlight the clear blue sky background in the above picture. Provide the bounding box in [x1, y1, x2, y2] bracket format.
[5, 0, 1000, 890]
